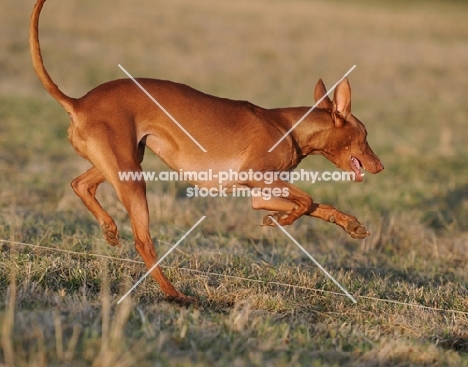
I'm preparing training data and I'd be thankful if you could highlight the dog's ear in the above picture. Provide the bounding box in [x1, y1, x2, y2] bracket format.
[314, 79, 333, 110]
[332, 78, 352, 128]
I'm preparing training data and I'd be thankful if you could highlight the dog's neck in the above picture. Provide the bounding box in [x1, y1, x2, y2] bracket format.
[270, 107, 334, 158]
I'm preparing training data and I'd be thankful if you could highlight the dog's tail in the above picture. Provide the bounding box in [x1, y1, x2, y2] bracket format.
[30, 0, 75, 113]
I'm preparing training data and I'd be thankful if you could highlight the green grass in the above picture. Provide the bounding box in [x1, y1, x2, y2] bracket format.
[1, 0, 468, 366]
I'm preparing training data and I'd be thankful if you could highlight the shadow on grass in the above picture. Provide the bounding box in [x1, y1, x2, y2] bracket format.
[423, 182, 468, 233]
[436, 332, 468, 354]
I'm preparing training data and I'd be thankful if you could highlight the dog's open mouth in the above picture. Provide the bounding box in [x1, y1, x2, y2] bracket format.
[351, 156, 364, 182]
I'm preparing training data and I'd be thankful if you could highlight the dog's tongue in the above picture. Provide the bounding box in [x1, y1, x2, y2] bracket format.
[351, 156, 363, 182]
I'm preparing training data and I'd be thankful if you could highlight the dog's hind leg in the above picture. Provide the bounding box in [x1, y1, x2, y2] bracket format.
[81, 131, 190, 303]
[71, 166, 120, 246]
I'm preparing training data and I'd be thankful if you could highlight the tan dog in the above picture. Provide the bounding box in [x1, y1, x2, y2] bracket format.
[30, 0, 383, 304]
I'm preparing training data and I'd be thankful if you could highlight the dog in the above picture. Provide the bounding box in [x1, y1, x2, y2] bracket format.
[30, 0, 384, 304]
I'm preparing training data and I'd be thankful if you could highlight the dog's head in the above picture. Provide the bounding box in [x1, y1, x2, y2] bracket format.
[313, 78, 384, 182]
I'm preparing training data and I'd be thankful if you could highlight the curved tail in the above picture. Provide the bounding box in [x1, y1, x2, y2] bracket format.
[30, 0, 75, 112]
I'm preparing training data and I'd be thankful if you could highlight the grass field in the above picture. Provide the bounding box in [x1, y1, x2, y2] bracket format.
[1, 0, 468, 365]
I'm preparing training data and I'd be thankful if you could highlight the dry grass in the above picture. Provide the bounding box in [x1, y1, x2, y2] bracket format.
[1, 0, 468, 366]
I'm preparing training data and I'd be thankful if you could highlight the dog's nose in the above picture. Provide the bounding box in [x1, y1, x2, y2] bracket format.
[375, 160, 385, 173]
[366, 157, 384, 174]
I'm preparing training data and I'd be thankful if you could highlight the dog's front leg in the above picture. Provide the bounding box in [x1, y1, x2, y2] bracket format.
[249, 181, 370, 239]
[308, 203, 370, 239]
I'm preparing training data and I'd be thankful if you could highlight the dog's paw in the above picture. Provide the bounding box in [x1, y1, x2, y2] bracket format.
[262, 212, 290, 226]
[262, 213, 279, 226]
[346, 219, 370, 239]
[167, 293, 196, 307]
[101, 223, 120, 246]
